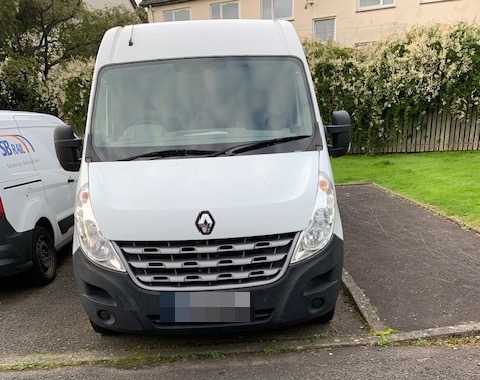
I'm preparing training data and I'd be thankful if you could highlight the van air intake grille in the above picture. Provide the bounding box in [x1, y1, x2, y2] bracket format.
[115, 233, 297, 290]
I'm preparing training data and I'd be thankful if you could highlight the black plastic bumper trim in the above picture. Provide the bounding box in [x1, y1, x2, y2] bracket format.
[58, 214, 74, 234]
[0, 217, 34, 277]
[73, 235, 344, 334]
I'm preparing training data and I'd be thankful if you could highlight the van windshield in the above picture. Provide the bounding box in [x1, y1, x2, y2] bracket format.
[90, 57, 315, 161]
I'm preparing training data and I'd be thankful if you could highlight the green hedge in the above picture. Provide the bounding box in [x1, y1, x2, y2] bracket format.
[40, 59, 94, 136]
[303, 22, 480, 154]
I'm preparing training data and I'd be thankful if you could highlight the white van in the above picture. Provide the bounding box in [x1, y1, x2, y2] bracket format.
[0, 111, 78, 284]
[55, 20, 351, 334]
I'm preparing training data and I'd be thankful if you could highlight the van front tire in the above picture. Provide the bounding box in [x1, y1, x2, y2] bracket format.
[30, 226, 57, 285]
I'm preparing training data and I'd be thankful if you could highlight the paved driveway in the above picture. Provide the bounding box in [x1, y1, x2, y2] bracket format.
[338, 184, 480, 331]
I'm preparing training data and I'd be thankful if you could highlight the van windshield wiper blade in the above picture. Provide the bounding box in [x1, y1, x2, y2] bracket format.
[119, 149, 216, 161]
[209, 135, 311, 157]
[118, 136, 311, 160]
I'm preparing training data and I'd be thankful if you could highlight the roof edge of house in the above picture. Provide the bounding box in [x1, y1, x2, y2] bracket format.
[139, 0, 191, 7]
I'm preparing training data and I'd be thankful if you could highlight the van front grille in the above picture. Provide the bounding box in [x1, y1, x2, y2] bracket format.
[115, 233, 297, 290]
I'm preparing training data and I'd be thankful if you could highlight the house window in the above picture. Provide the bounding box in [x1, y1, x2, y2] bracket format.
[211, 2, 239, 19]
[261, 0, 293, 19]
[164, 8, 190, 22]
[358, 0, 394, 10]
[420, 0, 449, 3]
[314, 18, 335, 42]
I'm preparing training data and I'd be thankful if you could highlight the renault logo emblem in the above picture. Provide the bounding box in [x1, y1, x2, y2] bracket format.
[196, 211, 215, 235]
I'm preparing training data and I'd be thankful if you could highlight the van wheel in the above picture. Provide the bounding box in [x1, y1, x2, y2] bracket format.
[30, 226, 57, 285]
[90, 320, 118, 336]
[317, 306, 336, 324]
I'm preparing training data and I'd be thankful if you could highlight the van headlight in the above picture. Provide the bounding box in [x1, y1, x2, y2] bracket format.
[291, 172, 336, 264]
[75, 184, 125, 272]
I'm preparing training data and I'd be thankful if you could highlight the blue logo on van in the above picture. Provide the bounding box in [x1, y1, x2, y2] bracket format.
[0, 135, 35, 156]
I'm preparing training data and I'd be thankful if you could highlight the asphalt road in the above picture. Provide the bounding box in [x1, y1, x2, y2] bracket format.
[1, 345, 479, 380]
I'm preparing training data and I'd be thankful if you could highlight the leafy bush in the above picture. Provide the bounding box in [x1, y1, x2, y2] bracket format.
[0, 57, 51, 113]
[40, 59, 94, 135]
[0, 1, 142, 134]
[303, 22, 480, 154]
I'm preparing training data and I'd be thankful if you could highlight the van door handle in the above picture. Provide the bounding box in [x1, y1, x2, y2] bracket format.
[67, 178, 75, 183]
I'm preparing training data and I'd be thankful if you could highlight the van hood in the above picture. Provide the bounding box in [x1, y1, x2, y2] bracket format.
[88, 152, 319, 241]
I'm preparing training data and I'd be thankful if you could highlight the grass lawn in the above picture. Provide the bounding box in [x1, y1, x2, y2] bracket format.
[330, 151, 480, 228]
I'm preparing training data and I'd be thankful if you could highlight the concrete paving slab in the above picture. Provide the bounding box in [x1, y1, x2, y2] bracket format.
[337, 184, 480, 331]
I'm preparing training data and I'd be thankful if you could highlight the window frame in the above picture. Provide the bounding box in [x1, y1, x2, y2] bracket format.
[313, 17, 336, 43]
[210, 1, 240, 19]
[261, 0, 294, 20]
[163, 8, 191, 22]
[357, 0, 395, 12]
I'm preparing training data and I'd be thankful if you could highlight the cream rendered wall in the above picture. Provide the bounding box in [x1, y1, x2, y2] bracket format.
[146, 0, 480, 46]
[299, 0, 480, 46]
[148, 0, 260, 23]
[86, 0, 135, 10]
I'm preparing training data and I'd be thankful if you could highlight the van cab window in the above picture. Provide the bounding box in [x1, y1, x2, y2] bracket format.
[90, 57, 315, 162]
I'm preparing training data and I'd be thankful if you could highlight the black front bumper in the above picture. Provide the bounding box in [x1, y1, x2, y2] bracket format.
[73, 235, 344, 334]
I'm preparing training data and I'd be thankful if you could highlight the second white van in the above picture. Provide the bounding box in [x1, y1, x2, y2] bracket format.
[0, 111, 78, 284]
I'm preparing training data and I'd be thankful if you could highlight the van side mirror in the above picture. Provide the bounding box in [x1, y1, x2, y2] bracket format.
[325, 110, 351, 158]
[54, 125, 82, 172]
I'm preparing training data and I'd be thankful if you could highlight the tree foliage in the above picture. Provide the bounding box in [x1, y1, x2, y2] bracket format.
[0, 0, 19, 58]
[0, 0, 142, 132]
[14, 0, 86, 79]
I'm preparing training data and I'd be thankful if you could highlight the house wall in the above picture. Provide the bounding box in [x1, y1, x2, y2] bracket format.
[144, 0, 480, 46]
[301, 0, 480, 46]
[86, 0, 136, 10]
[147, 0, 260, 22]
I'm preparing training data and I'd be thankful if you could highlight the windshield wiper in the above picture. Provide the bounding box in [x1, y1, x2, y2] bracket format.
[119, 149, 216, 161]
[118, 136, 311, 161]
[209, 135, 311, 157]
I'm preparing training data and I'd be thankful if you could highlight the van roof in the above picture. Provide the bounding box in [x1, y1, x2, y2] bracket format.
[0, 110, 64, 124]
[96, 20, 306, 67]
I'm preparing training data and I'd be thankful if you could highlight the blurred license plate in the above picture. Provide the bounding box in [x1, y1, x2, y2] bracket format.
[159, 292, 251, 323]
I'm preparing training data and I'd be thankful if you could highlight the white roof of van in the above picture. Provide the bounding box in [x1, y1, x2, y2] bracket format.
[0, 110, 64, 124]
[96, 20, 306, 67]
